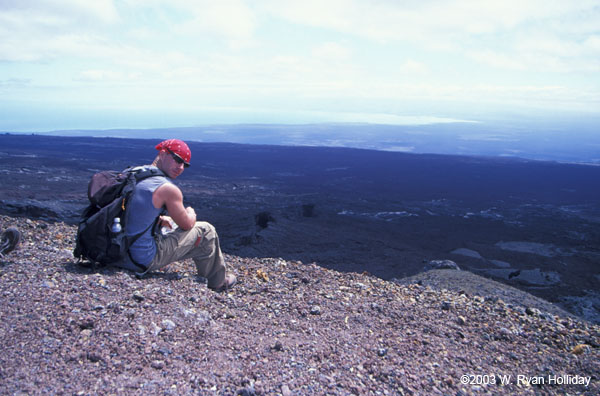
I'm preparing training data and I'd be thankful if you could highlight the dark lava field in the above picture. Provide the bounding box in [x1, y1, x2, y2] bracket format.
[1, 134, 599, 322]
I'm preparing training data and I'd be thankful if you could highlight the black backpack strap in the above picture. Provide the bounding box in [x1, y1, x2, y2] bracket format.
[133, 167, 166, 182]
[128, 251, 148, 272]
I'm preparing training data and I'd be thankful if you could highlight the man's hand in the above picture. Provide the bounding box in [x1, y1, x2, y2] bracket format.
[159, 215, 175, 229]
[186, 207, 196, 219]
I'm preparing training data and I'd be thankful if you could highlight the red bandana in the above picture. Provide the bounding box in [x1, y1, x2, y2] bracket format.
[155, 139, 191, 166]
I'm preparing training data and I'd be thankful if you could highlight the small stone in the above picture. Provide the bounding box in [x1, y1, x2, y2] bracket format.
[541, 312, 556, 322]
[496, 327, 513, 340]
[310, 306, 321, 315]
[79, 318, 94, 330]
[151, 360, 165, 369]
[151, 322, 162, 336]
[319, 374, 334, 384]
[426, 260, 460, 270]
[457, 316, 467, 325]
[125, 309, 136, 320]
[272, 341, 284, 351]
[441, 301, 454, 311]
[526, 307, 541, 316]
[132, 291, 144, 302]
[196, 276, 208, 286]
[513, 306, 526, 315]
[196, 311, 212, 326]
[377, 348, 388, 357]
[571, 344, 589, 355]
[86, 352, 102, 363]
[281, 385, 292, 396]
[157, 346, 172, 356]
[162, 319, 176, 331]
[237, 386, 256, 396]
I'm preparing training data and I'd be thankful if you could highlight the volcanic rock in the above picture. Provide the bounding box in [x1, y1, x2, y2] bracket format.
[0, 214, 598, 395]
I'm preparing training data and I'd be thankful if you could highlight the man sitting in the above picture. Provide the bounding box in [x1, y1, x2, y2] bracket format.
[116, 139, 236, 292]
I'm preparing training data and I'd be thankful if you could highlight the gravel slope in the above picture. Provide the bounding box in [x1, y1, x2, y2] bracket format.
[0, 215, 598, 395]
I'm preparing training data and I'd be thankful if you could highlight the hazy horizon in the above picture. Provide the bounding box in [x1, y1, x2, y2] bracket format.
[1, 1, 599, 134]
[6, 117, 599, 165]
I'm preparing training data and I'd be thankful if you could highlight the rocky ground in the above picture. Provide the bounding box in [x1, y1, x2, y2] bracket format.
[0, 214, 598, 395]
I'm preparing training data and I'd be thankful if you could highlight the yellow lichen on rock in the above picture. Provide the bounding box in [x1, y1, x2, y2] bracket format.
[571, 344, 589, 355]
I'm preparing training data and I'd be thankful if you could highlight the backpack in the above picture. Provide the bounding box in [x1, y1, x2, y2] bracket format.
[73, 167, 166, 266]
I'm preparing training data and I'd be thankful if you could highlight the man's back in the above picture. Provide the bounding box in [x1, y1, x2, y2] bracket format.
[126, 166, 171, 266]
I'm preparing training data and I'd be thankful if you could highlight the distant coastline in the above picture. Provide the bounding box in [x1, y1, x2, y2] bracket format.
[4, 119, 600, 165]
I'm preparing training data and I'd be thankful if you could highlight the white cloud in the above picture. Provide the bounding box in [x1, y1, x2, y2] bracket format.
[262, 0, 600, 73]
[517, 34, 580, 58]
[0, 0, 119, 61]
[178, 2, 257, 46]
[124, 0, 258, 48]
[584, 35, 600, 52]
[509, 32, 600, 72]
[0, 0, 599, 122]
[311, 42, 351, 61]
[398, 60, 428, 74]
[75, 69, 141, 82]
[0, 78, 31, 89]
[467, 50, 526, 70]
[0, 0, 118, 29]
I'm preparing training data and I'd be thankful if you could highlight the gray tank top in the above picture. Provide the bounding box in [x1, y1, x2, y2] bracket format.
[125, 166, 171, 266]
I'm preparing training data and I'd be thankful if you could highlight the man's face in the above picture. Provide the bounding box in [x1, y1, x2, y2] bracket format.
[162, 150, 186, 178]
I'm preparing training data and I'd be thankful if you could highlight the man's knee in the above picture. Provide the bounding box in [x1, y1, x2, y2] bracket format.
[194, 221, 217, 239]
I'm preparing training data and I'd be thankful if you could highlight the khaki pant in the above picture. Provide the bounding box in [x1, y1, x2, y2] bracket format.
[144, 221, 226, 288]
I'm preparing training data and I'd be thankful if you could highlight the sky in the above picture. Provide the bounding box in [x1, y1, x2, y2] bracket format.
[1, 0, 599, 132]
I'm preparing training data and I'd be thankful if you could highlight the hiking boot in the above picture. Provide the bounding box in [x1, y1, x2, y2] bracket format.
[212, 273, 237, 292]
[0, 227, 21, 257]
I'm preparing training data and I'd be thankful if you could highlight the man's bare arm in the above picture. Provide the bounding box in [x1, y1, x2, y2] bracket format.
[152, 183, 196, 230]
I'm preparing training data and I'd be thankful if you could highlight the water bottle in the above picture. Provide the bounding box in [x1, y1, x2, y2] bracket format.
[111, 217, 122, 233]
